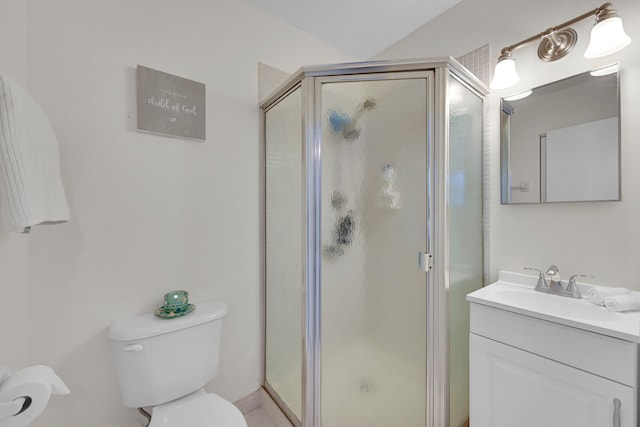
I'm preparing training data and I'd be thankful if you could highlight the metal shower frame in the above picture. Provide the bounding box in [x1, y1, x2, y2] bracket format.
[260, 57, 488, 427]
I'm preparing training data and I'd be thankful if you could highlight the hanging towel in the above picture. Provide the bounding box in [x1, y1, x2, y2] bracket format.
[604, 292, 640, 312]
[0, 72, 70, 233]
[586, 286, 630, 306]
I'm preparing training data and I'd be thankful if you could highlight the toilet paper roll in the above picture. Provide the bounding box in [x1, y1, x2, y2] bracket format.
[0, 365, 70, 427]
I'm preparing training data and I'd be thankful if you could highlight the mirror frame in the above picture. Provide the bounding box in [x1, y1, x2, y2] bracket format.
[500, 66, 621, 204]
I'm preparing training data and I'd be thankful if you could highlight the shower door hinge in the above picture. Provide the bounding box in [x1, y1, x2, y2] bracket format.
[419, 252, 433, 272]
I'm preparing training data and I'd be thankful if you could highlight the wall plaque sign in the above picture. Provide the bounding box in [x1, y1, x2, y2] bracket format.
[136, 65, 206, 141]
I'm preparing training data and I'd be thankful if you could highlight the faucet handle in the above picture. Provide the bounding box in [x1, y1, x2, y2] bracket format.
[567, 274, 596, 286]
[524, 267, 548, 291]
[524, 267, 544, 275]
[568, 273, 595, 284]
[566, 274, 595, 299]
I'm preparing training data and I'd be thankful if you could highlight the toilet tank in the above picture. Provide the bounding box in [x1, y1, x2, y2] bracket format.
[108, 300, 228, 408]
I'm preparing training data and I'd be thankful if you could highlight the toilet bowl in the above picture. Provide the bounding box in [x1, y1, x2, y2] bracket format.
[149, 389, 245, 427]
[108, 300, 247, 427]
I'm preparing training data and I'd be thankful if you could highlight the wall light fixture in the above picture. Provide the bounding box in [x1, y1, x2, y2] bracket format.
[490, 2, 631, 90]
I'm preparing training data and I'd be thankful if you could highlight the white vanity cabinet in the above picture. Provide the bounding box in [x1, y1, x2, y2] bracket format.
[468, 272, 640, 427]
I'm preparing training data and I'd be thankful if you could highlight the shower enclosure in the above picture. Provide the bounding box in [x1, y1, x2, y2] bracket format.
[262, 58, 486, 427]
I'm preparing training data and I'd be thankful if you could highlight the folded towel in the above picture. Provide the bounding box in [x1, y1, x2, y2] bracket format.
[0, 73, 70, 233]
[604, 292, 640, 312]
[586, 286, 630, 306]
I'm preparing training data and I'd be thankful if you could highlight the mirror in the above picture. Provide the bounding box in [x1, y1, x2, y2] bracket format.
[500, 66, 620, 204]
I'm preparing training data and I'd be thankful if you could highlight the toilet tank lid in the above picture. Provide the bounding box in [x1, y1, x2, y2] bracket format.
[108, 300, 228, 342]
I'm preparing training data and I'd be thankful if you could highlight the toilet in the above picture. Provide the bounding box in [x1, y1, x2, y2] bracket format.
[108, 300, 247, 427]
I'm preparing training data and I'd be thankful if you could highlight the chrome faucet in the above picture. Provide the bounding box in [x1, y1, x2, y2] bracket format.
[524, 266, 594, 299]
[546, 265, 562, 293]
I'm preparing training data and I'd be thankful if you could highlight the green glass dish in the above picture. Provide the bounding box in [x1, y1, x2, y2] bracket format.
[154, 304, 196, 319]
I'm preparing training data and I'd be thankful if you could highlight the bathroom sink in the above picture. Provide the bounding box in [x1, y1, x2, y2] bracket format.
[467, 271, 640, 342]
[483, 285, 624, 322]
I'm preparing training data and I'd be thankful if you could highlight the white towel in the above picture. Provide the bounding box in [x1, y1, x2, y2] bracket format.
[0, 73, 70, 233]
[586, 286, 630, 306]
[604, 292, 640, 312]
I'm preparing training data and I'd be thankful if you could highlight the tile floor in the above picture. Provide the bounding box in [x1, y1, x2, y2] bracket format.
[245, 408, 276, 427]
[237, 388, 293, 427]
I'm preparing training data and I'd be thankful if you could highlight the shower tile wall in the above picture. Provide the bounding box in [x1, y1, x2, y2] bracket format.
[259, 62, 291, 102]
[456, 44, 490, 86]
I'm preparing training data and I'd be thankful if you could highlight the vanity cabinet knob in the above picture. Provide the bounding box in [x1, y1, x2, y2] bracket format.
[613, 398, 621, 427]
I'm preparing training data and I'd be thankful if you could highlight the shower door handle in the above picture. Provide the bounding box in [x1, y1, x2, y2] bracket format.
[418, 252, 432, 272]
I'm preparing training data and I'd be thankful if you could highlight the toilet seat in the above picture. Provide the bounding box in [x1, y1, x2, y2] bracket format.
[149, 389, 247, 427]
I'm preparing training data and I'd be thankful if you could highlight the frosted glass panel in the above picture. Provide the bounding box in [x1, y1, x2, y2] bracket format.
[320, 78, 428, 427]
[265, 88, 302, 419]
[447, 77, 484, 427]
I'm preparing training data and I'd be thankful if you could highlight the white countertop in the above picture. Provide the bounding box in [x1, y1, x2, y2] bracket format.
[467, 271, 640, 343]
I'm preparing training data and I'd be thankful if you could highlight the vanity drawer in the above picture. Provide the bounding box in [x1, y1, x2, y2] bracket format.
[470, 303, 638, 386]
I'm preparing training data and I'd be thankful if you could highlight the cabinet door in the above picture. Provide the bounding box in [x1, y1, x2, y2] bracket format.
[470, 334, 635, 427]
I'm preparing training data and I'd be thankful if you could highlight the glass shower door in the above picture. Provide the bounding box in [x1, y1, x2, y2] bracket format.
[265, 87, 303, 422]
[448, 75, 484, 427]
[319, 76, 431, 427]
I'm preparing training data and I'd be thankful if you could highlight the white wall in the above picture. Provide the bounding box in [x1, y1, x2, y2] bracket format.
[0, 1, 352, 426]
[0, 0, 30, 369]
[375, 0, 640, 288]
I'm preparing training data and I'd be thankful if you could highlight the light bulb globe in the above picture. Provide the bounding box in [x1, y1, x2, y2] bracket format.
[490, 58, 520, 90]
[584, 16, 631, 59]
